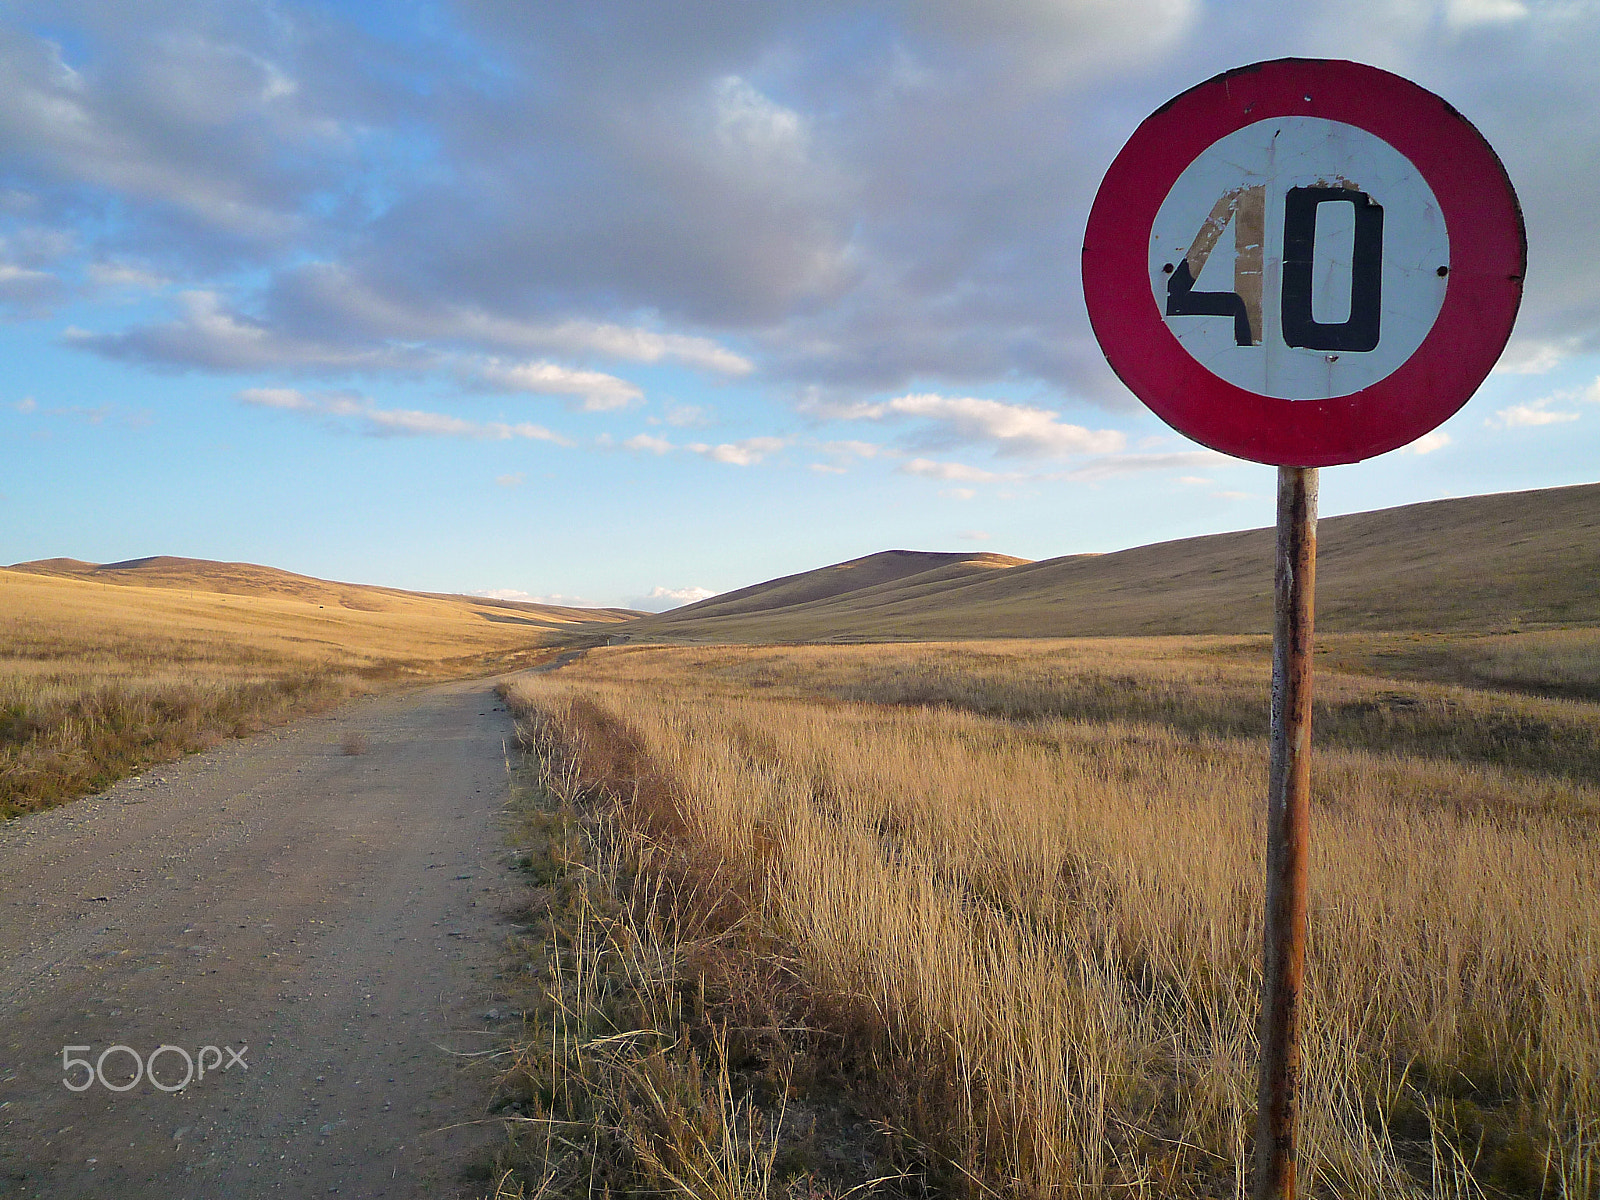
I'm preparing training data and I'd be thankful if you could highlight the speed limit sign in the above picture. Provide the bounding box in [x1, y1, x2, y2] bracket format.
[1083, 58, 1525, 465]
[1082, 58, 1526, 1200]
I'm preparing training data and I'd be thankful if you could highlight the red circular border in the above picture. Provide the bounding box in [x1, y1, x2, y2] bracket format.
[1082, 58, 1525, 466]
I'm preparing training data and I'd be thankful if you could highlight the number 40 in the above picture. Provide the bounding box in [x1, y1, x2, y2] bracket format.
[1166, 184, 1384, 353]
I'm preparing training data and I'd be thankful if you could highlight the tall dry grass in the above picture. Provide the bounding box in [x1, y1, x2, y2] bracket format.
[502, 640, 1600, 1198]
[0, 566, 571, 816]
[0, 636, 358, 817]
[482, 731, 796, 1199]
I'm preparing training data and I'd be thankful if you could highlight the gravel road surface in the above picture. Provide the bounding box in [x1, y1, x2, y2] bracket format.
[0, 676, 527, 1198]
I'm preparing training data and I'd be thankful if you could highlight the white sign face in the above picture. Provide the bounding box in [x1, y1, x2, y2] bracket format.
[1147, 116, 1450, 401]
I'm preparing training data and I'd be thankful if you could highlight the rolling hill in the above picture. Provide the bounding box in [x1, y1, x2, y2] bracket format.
[663, 549, 1028, 622]
[619, 482, 1600, 643]
[12, 481, 1597, 655]
[1, 556, 638, 676]
[8, 555, 642, 623]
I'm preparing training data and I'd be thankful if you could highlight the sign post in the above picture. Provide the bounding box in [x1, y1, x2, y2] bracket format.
[1257, 463, 1316, 1199]
[1082, 58, 1525, 1199]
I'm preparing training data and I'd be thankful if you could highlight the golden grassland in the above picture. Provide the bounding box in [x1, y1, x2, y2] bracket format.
[0, 566, 608, 815]
[493, 637, 1600, 1198]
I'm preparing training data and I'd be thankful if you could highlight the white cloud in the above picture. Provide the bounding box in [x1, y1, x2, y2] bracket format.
[472, 588, 593, 606]
[238, 386, 315, 411]
[1493, 336, 1583, 376]
[464, 358, 642, 410]
[547, 322, 751, 375]
[820, 439, 885, 459]
[828, 393, 1124, 458]
[1488, 400, 1580, 428]
[909, 0, 1198, 90]
[18, 402, 115, 426]
[1485, 378, 1600, 430]
[628, 584, 719, 612]
[684, 436, 786, 465]
[279, 263, 753, 374]
[941, 487, 977, 500]
[902, 448, 1236, 486]
[613, 431, 786, 464]
[71, 282, 741, 394]
[901, 457, 1000, 482]
[87, 261, 169, 290]
[0, 262, 62, 308]
[623, 432, 675, 454]
[1400, 430, 1452, 455]
[355, 405, 568, 442]
[494, 473, 526, 488]
[800, 395, 889, 421]
[714, 76, 809, 168]
[1065, 450, 1227, 481]
[238, 388, 571, 444]
[71, 291, 397, 372]
[806, 437, 891, 474]
[1446, 0, 1529, 28]
[1178, 475, 1213, 486]
[1212, 490, 1254, 501]
[660, 403, 713, 427]
[958, 529, 991, 541]
[447, 309, 751, 374]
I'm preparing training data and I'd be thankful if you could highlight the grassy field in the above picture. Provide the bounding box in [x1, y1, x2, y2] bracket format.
[494, 637, 1600, 1198]
[0, 564, 625, 817]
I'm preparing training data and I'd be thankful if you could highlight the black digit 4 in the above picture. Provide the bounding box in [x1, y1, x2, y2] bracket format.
[1164, 184, 1265, 347]
[1167, 259, 1256, 346]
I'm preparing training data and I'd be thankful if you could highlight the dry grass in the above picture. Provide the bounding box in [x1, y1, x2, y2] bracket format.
[0, 566, 577, 816]
[478, 737, 799, 1199]
[1318, 630, 1600, 702]
[497, 638, 1600, 1198]
[0, 666, 348, 817]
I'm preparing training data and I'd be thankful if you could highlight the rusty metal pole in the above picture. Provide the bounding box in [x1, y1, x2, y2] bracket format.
[1254, 464, 1319, 1200]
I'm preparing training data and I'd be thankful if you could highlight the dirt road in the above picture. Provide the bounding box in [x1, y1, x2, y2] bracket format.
[0, 677, 528, 1198]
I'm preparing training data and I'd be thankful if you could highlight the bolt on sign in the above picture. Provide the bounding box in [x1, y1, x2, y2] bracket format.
[1082, 58, 1524, 1200]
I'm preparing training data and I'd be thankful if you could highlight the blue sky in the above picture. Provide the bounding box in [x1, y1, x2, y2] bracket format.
[3, 1, 1598, 609]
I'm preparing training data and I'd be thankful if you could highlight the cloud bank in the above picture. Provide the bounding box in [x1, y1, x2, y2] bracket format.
[4, 0, 1598, 428]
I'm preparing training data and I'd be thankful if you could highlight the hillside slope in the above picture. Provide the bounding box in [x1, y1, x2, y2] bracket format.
[665, 550, 1027, 621]
[623, 482, 1600, 642]
[8, 555, 639, 625]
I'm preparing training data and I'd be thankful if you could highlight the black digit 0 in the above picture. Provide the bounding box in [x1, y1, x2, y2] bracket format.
[1280, 186, 1383, 352]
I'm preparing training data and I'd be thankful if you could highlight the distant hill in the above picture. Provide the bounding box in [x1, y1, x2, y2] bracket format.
[18, 482, 1597, 650]
[666, 550, 1027, 622]
[7, 556, 641, 625]
[619, 483, 1600, 643]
